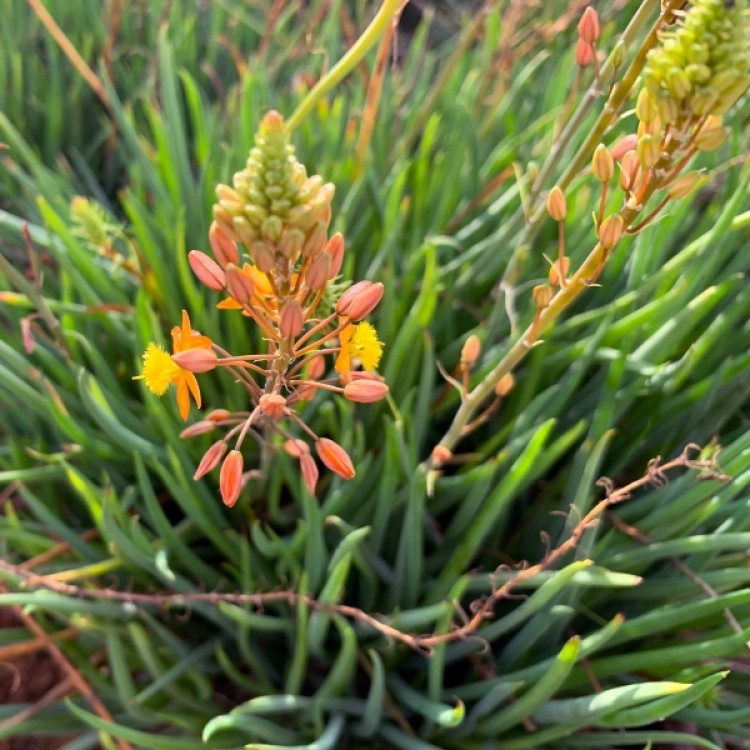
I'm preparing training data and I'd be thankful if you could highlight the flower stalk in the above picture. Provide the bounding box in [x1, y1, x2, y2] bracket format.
[430, 0, 750, 490]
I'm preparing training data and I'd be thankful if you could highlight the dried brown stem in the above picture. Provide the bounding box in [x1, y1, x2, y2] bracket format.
[0, 446, 720, 656]
[25, 0, 111, 110]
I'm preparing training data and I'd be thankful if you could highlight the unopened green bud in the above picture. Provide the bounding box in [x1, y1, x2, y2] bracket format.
[637, 134, 660, 169]
[279, 228, 305, 259]
[610, 40, 626, 69]
[261, 216, 283, 243]
[636, 89, 658, 124]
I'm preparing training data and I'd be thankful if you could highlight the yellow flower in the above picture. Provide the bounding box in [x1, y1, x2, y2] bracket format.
[135, 310, 213, 420]
[335, 321, 383, 377]
[140, 343, 180, 395]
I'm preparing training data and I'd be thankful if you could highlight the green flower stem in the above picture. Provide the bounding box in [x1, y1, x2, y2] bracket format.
[429, 148, 678, 483]
[286, 0, 403, 133]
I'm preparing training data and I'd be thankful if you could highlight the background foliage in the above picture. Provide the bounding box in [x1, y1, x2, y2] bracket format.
[1, 1, 750, 748]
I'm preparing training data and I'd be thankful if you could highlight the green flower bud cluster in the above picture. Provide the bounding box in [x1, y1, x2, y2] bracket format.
[642, 0, 749, 124]
[212, 111, 335, 268]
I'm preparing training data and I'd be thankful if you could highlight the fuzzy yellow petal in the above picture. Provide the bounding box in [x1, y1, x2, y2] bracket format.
[350, 322, 383, 371]
[140, 343, 180, 396]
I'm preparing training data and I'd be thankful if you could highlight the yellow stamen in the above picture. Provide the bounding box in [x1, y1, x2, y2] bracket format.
[137, 342, 180, 396]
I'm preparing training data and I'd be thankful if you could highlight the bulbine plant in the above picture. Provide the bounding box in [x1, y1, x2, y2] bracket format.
[2, 0, 750, 748]
[136, 111, 386, 505]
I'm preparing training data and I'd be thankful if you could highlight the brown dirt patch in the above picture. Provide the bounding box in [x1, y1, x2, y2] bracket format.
[0, 607, 73, 750]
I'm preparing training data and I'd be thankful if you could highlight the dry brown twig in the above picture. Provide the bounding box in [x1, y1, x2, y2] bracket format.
[25, 0, 111, 111]
[0, 445, 726, 656]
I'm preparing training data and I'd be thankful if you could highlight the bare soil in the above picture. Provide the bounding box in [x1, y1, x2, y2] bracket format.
[0, 607, 73, 750]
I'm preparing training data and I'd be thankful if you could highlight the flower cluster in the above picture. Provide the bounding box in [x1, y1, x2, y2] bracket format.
[137, 111, 386, 506]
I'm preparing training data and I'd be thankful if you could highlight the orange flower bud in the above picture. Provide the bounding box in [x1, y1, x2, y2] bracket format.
[283, 438, 310, 458]
[343, 380, 390, 403]
[546, 186, 567, 221]
[306, 253, 332, 291]
[346, 282, 385, 322]
[575, 39, 595, 67]
[349, 370, 386, 383]
[619, 150, 640, 191]
[532, 284, 554, 308]
[592, 144, 614, 182]
[220, 450, 244, 507]
[209, 222, 240, 267]
[598, 214, 625, 250]
[279, 300, 305, 338]
[460, 334, 481, 368]
[300, 452, 319, 495]
[336, 281, 372, 316]
[295, 382, 318, 402]
[316, 438, 355, 480]
[259, 393, 287, 421]
[577, 7, 599, 44]
[495, 373, 515, 397]
[207, 408, 232, 422]
[172, 348, 218, 373]
[432, 445, 453, 467]
[189, 250, 226, 292]
[225, 264, 255, 306]
[611, 135, 638, 162]
[194, 440, 228, 480]
[180, 420, 216, 438]
[326, 233, 346, 276]
[302, 222, 327, 259]
[212, 204, 234, 230]
[215, 183, 243, 207]
[548, 256, 570, 287]
[250, 241, 276, 273]
[307, 355, 326, 380]
[667, 171, 704, 200]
